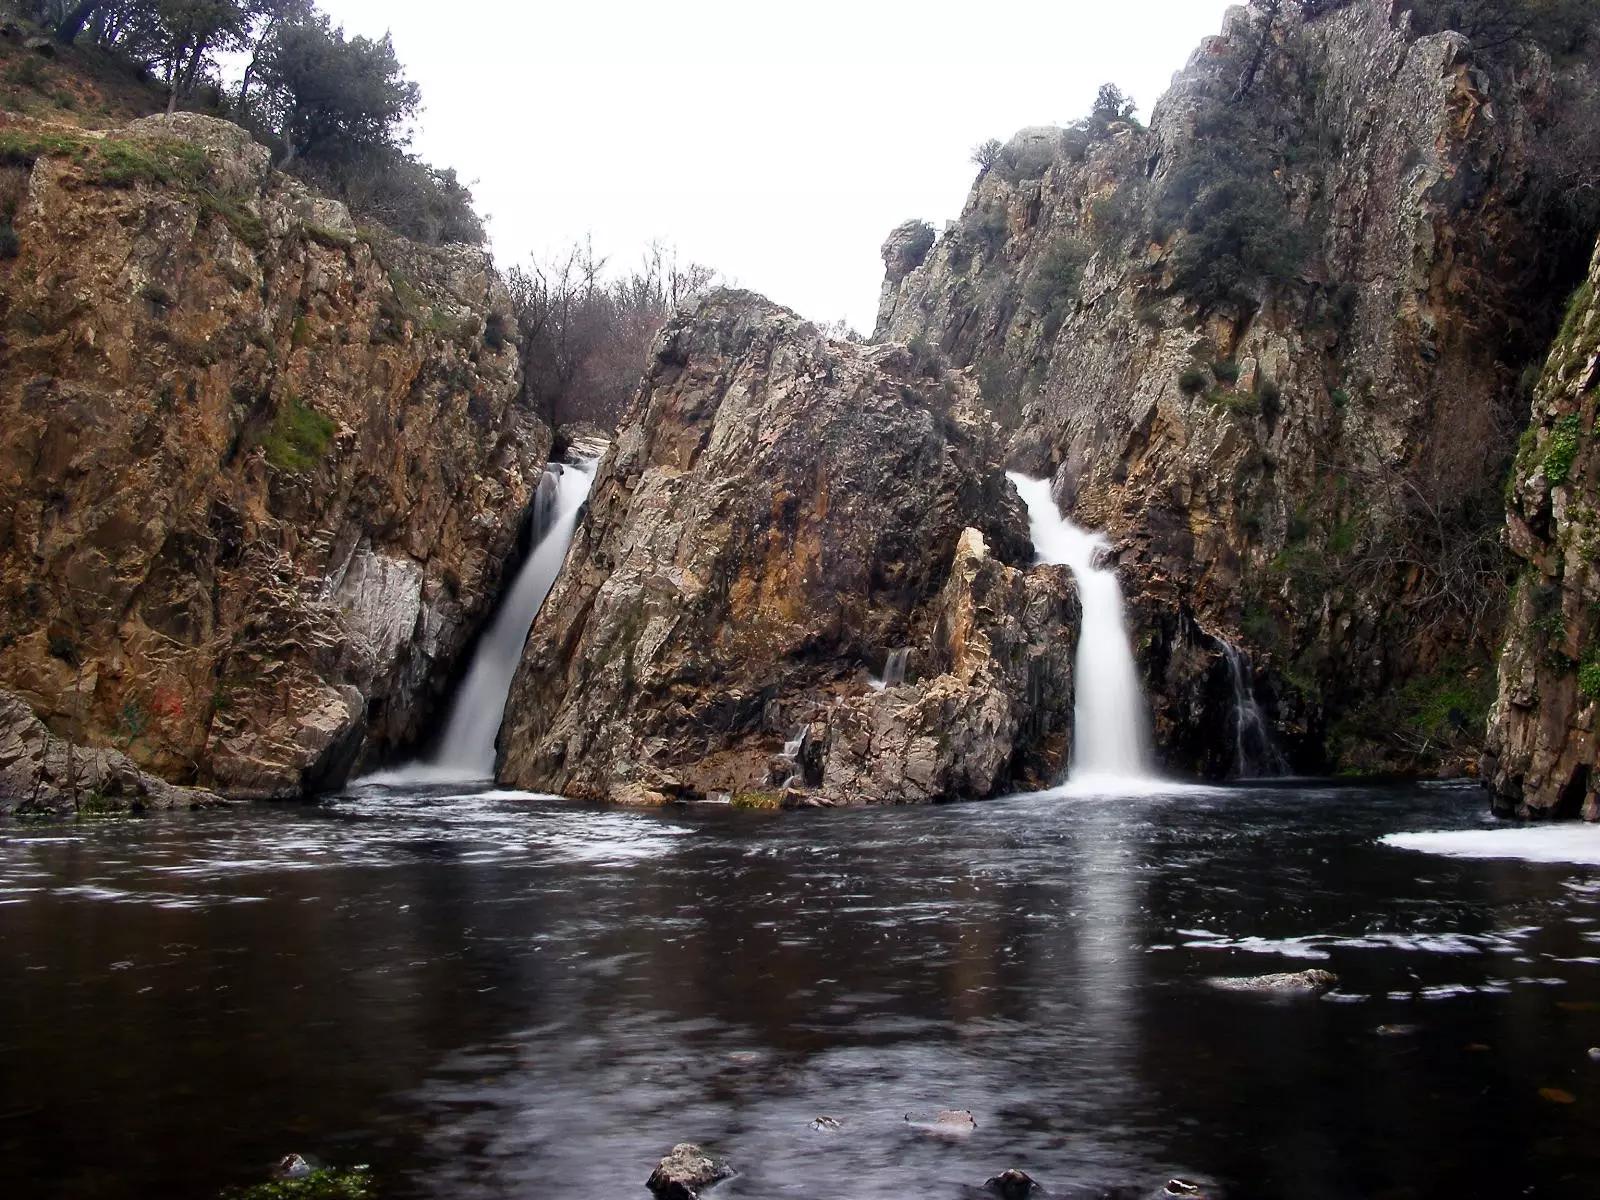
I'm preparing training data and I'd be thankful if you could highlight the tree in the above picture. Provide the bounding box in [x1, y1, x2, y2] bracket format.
[970, 138, 1003, 172]
[1403, 0, 1598, 56]
[1090, 83, 1137, 129]
[251, 14, 419, 169]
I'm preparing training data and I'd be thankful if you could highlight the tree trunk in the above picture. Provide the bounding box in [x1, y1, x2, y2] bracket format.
[55, 0, 105, 45]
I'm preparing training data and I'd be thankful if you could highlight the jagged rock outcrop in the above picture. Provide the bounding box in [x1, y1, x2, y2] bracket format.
[0, 113, 548, 799]
[497, 291, 1077, 804]
[878, 0, 1592, 776]
[1487, 241, 1600, 818]
[0, 687, 213, 814]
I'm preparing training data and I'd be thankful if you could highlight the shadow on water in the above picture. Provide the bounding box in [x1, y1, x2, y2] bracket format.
[1, 780, 1599, 1198]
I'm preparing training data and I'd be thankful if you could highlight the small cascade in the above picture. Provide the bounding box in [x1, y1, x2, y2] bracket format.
[869, 648, 910, 692]
[1220, 640, 1289, 778]
[883, 648, 909, 687]
[1008, 472, 1153, 787]
[388, 457, 596, 783]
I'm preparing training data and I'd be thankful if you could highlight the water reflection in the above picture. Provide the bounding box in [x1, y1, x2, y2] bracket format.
[0, 783, 1598, 1198]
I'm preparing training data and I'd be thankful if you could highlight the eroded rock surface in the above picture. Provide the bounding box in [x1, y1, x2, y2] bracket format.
[1488, 241, 1600, 818]
[0, 114, 547, 798]
[0, 688, 212, 814]
[497, 291, 1076, 804]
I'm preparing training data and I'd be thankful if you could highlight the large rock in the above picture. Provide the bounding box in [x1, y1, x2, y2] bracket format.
[877, 0, 1592, 777]
[497, 291, 1076, 803]
[1487, 240, 1600, 818]
[0, 688, 212, 814]
[0, 115, 548, 798]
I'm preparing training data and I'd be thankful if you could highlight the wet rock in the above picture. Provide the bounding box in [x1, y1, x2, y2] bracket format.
[273, 1154, 316, 1180]
[1207, 969, 1337, 994]
[987, 1167, 1042, 1198]
[646, 1143, 733, 1200]
[1588, 1047, 1600, 1061]
[808, 1115, 842, 1132]
[498, 291, 1075, 804]
[905, 1108, 978, 1136]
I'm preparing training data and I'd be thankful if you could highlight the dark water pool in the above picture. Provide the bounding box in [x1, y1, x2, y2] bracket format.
[3, 780, 1600, 1199]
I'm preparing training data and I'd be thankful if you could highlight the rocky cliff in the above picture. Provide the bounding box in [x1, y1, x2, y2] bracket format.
[0, 112, 547, 801]
[1488, 241, 1600, 818]
[496, 291, 1078, 805]
[879, 0, 1593, 777]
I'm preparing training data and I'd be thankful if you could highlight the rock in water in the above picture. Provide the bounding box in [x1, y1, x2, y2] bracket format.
[1207, 969, 1338, 994]
[498, 291, 1078, 804]
[646, 1143, 733, 1200]
[986, 1167, 1041, 1198]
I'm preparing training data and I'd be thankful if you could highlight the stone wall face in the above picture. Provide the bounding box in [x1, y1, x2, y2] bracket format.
[0, 114, 548, 799]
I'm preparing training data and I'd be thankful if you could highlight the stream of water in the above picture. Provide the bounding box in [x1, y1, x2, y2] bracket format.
[1009, 473, 1152, 788]
[2, 781, 1598, 1199]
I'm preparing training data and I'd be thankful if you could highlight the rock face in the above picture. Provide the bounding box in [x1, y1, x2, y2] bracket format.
[497, 291, 1077, 804]
[0, 114, 547, 798]
[0, 687, 212, 814]
[1487, 241, 1600, 818]
[878, 0, 1593, 776]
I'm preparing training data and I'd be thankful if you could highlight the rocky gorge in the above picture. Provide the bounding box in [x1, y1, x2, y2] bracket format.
[4, 0, 1600, 816]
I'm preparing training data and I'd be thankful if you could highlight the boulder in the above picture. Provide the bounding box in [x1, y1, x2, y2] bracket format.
[1207, 969, 1338, 994]
[645, 1143, 733, 1200]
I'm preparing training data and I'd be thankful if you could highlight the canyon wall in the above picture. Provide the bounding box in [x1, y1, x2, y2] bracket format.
[1488, 240, 1600, 817]
[0, 113, 547, 802]
[879, 0, 1591, 776]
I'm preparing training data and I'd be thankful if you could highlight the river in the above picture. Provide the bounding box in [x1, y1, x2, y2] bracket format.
[2, 781, 1599, 1198]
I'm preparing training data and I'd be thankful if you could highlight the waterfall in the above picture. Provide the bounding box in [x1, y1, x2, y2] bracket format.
[1220, 639, 1288, 778]
[368, 457, 596, 785]
[1008, 472, 1153, 786]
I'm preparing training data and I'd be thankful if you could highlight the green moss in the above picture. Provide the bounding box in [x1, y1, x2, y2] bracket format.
[1559, 279, 1594, 348]
[1580, 659, 1600, 701]
[200, 190, 266, 250]
[262, 398, 336, 474]
[1544, 412, 1584, 485]
[0, 130, 208, 189]
[224, 1167, 374, 1200]
[730, 791, 781, 810]
[1395, 663, 1496, 741]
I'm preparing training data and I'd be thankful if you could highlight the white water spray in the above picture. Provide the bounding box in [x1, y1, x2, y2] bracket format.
[373, 458, 596, 785]
[1008, 472, 1153, 788]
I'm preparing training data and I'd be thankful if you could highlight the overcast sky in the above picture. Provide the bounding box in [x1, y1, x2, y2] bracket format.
[316, 0, 1237, 332]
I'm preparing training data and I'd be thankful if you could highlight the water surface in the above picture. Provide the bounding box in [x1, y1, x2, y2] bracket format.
[2, 781, 1598, 1199]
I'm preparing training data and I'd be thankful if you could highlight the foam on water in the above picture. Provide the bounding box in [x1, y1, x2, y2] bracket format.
[1383, 825, 1600, 866]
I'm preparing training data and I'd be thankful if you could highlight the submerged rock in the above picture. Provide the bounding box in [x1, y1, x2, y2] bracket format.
[987, 1167, 1042, 1198]
[497, 291, 1076, 804]
[1207, 969, 1337, 994]
[905, 1108, 978, 1136]
[646, 1143, 733, 1200]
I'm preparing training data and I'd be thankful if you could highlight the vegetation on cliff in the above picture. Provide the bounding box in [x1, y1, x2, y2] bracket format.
[5, 0, 482, 245]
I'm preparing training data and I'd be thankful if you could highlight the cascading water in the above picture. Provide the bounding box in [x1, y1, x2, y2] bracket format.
[1220, 639, 1288, 778]
[379, 457, 596, 784]
[1008, 472, 1153, 787]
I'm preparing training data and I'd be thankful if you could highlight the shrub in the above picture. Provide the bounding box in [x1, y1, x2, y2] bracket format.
[1024, 237, 1090, 331]
[970, 138, 1003, 171]
[1178, 366, 1208, 395]
[1213, 359, 1241, 385]
[1580, 658, 1600, 701]
[1257, 378, 1283, 418]
[0, 219, 17, 259]
[1544, 412, 1584, 484]
[262, 398, 337, 474]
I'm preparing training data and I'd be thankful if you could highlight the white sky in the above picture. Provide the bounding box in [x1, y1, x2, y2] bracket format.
[317, 0, 1237, 333]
